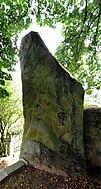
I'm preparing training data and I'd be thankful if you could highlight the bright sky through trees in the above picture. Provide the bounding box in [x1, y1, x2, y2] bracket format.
[12, 19, 63, 81]
[17, 18, 63, 55]
[1, 0, 101, 98]
[12, 20, 63, 93]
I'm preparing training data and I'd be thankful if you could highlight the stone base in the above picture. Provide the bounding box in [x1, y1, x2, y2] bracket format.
[20, 140, 86, 176]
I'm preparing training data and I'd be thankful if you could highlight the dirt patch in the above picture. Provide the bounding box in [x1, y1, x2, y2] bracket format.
[0, 165, 101, 189]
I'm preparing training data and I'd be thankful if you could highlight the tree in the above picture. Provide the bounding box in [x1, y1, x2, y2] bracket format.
[34, 0, 101, 94]
[1, 0, 101, 96]
[0, 0, 32, 97]
[0, 85, 23, 157]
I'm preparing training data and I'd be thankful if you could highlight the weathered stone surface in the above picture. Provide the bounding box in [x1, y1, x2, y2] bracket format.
[20, 31, 86, 176]
[84, 107, 101, 168]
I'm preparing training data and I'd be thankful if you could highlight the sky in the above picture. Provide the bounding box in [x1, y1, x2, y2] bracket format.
[12, 20, 63, 93]
[17, 19, 63, 55]
[12, 19, 63, 81]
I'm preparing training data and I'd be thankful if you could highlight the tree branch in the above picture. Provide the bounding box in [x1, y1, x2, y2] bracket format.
[19, 0, 32, 20]
[88, 14, 100, 31]
[83, 0, 88, 23]
[93, 6, 101, 46]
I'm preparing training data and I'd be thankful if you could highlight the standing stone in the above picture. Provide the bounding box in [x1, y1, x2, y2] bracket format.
[20, 31, 86, 176]
[84, 107, 101, 168]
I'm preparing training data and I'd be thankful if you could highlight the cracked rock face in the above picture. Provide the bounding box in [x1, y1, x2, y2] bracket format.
[84, 107, 101, 168]
[20, 31, 86, 176]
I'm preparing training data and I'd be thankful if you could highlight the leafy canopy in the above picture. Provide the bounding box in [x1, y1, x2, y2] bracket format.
[0, 0, 32, 97]
[34, 0, 101, 94]
[0, 0, 101, 96]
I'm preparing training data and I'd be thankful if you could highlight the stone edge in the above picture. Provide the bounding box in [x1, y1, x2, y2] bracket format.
[0, 159, 28, 183]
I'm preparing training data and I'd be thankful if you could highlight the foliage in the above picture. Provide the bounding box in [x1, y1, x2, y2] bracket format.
[34, 0, 101, 94]
[0, 0, 32, 97]
[0, 83, 23, 156]
[84, 100, 100, 108]
[1, 0, 101, 96]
